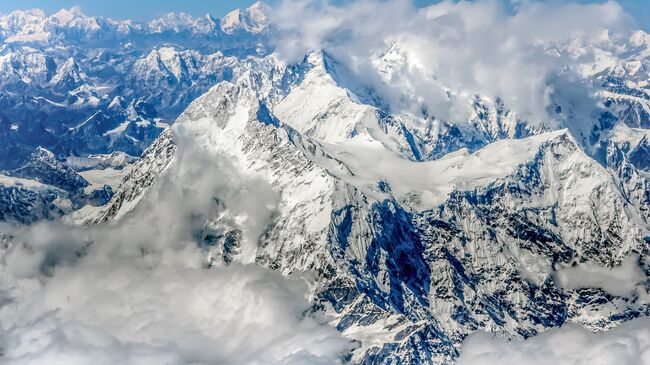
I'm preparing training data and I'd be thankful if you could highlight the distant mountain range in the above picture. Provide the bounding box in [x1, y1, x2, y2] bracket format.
[0, 2, 270, 169]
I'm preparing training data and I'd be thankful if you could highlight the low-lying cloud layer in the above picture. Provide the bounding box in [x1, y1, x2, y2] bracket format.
[270, 0, 633, 125]
[0, 263, 350, 365]
[457, 316, 650, 365]
[0, 122, 352, 364]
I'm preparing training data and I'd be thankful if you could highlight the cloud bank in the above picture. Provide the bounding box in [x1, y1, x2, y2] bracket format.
[457, 316, 650, 365]
[0, 122, 352, 365]
[270, 0, 633, 125]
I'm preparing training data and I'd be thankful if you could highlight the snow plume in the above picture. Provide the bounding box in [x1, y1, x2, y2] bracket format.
[0, 122, 352, 364]
[270, 0, 633, 126]
[457, 316, 650, 365]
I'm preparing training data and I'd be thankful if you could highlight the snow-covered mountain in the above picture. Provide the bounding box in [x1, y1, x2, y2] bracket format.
[85, 47, 650, 363]
[0, 2, 649, 364]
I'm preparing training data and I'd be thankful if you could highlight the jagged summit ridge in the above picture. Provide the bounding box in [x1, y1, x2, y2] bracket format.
[0, 2, 271, 44]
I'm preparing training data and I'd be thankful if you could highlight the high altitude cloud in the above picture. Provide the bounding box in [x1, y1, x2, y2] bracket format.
[0, 121, 352, 365]
[270, 0, 633, 125]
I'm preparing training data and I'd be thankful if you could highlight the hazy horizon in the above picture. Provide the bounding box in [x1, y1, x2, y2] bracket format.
[1, 0, 648, 32]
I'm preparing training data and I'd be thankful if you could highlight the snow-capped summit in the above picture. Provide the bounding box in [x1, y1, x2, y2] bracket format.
[220, 1, 270, 34]
[134, 47, 193, 84]
[50, 56, 85, 89]
[147, 12, 195, 33]
[3, 7, 111, 43]
[49, 7, 85, 24]
[192, 14, 220, 34]
[108, 96, 124, 112]
[629, 30, 650, 49]
[0, 9, 46, 39]
[10, 146, 89, 193]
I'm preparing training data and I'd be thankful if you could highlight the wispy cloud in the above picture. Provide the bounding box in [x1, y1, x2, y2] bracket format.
[270, 0, 633, 126]
[554, 255, 646, 297]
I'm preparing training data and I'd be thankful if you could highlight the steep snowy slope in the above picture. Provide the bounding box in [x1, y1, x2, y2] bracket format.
[273, 52, 509, 162]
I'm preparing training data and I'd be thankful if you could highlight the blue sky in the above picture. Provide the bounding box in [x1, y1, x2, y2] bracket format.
[0, 0, 256, 19]
[0, 0, 648, 30]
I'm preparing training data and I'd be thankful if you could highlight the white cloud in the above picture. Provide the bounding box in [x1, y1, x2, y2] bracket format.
[0, 261, 350, 365]
[0, 121, 352, 365]
[457, 316, 650, 365]
[554, 255, 646, 297]
[269, 0, 634, 126]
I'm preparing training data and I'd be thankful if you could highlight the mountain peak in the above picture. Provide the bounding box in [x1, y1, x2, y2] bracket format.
[6, 8, 46, 19]
[248, 1, 271, 14]
[108, 96, 125, 112]
[156, 46, 179, 62]
[30, 146, 56, 161]
[50, 6, 85, 23]
[629, 30, 650, 48]
[220, 1, 269, 34]
[50, 56, 84, 88]
[147, 12, 195, 33]
[10, 146, 90, 193]
[192, 14, 219, 33]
